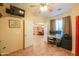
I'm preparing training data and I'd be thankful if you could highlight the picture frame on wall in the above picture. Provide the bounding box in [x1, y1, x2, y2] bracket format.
[9, 20, 21, 28]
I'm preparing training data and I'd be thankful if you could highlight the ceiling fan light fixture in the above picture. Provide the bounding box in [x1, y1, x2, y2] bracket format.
[43, 6, 47, 11]
[40, 6, 44, 12]
[40, 6, 47, 12]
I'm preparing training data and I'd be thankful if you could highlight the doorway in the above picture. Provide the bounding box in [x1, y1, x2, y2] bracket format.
[32, 22, 47, 48]
[33, 23, 44, 41]
[33, 23, 44, 36]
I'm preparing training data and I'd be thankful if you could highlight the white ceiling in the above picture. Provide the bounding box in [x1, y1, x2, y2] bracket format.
[11, 3, 73, 17]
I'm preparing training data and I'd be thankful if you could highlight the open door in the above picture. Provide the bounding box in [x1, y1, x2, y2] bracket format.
[75, 16, 79, 56]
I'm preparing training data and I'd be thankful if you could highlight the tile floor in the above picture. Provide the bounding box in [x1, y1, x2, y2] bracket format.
[6, 35, 73, 56]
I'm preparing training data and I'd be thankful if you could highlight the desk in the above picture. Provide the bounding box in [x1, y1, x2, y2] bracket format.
[48, 34, 62, 39]
[48, 34, 62, 46]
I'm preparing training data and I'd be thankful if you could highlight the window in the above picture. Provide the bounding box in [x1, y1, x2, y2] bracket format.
[55, 19, 63, 31]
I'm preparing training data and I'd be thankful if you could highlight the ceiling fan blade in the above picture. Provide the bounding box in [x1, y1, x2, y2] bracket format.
[48, 7, 53, 12]
[30, 5, 38, 7]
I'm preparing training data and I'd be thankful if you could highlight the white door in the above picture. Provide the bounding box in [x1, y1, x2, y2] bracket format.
[25, 20, 33, 48]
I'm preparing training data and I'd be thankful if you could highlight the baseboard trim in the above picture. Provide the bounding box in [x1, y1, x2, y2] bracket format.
[1, 48, 23, 56]
[24, 45, 33, 49]
[1, 45, 33, 56]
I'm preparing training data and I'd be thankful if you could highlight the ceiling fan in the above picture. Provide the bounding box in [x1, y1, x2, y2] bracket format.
[29, 3, 53, 12]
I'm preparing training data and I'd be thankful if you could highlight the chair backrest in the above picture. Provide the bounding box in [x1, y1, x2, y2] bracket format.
[62, 34, 71, 40]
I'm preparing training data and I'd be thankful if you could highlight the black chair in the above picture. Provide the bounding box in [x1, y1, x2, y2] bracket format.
[61, 34, 72, 51]
[47, 36, 56, 45]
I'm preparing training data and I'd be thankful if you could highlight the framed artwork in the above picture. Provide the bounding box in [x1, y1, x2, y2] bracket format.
[9, 20, 21, 28]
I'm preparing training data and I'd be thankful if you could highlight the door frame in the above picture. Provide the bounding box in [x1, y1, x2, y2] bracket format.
[23, 20, 25, 49]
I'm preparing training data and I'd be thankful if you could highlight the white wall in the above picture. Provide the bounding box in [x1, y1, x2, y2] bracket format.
[25, 17, 33, 47]
[0, 17, 23, 55]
